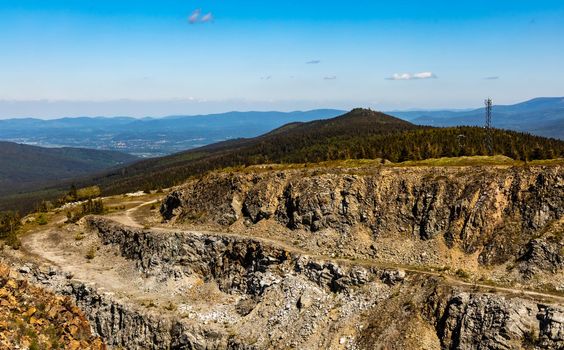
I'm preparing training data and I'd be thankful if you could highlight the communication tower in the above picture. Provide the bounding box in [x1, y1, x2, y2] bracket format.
[485, 98, 493, 155]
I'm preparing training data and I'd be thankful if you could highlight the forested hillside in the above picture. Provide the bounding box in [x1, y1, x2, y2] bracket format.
[3, 108, 563, 213]
[0, 141, 137, 197]
[61, 109, 564, 193]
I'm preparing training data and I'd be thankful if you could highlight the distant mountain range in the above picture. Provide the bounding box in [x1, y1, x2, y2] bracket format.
[0, 98, 562, 158]
[0, 141, 137, 198]
[388, 97, 564, 139]
[0, 110, 345, 157]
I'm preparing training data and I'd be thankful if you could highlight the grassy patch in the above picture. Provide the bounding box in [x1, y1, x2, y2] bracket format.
[391, 155, 519, 167]
[36, 214, 48, 226]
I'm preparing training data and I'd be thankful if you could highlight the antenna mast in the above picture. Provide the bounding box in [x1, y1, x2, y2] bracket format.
[485, 98, 493, 155]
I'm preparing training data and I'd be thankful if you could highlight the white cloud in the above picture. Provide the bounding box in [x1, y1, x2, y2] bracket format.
[484, 76, 499, 80]
[306, 60, 321, 64]
[323, 76, 337, 80]
[386, 71, 437, 80]
[188, 9, 201, 24]
[201, 13, 214, 23]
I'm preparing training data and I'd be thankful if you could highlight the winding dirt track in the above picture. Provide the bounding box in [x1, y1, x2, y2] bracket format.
[104, 198, 564, 305]
[108, 200, 158, 228]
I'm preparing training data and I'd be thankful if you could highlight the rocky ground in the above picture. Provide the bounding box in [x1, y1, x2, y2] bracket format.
[1, 161, 563, 349]
[0, 263, 105, 349]
[162, 164, 564, 292]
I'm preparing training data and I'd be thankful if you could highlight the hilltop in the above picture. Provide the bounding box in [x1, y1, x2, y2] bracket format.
[3, 108, 564, 213]
[90, 108, 564, 194]
[2, 97, 562, 159]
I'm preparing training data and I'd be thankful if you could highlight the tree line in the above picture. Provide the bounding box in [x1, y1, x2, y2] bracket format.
[3, 111, 564, 214]
[94, 125, 564, 196]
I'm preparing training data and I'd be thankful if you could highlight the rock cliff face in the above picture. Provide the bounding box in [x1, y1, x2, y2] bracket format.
[87, 217, 382, 295]
[517, 238, 564, 278]
[425, 289, 564, 349]
[162, 165, 563, 267]
[9, 217, 564, 349]
[14, 265, 226, 350]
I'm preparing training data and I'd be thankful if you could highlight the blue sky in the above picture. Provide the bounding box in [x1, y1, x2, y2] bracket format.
[1, 0, 563, 118]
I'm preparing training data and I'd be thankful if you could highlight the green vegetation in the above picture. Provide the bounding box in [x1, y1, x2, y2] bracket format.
[85, 246, 96, 260]
[0, 211, 22, 249]
[0, 211, 21, 238]
[36, 214, 48, 226]
[35, 200, 54, 213]
[93, 109, 563, 195]
[3, 109, 564, 214]
[62, 185, 102, 203]
[75, 186, 102, 201]
[455, 269, 471, 279]
[0, 140, 136, 200]
[66, 198, 105, 224]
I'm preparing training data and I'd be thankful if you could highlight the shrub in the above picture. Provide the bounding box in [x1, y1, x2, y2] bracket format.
[36, 214, 48, 226]
[76, 186, 101, 201]
[6, 232, 21, 250]
[85, 246, 96, 260]
[455, 269, 471, 279]
[0, 211, 21, 239]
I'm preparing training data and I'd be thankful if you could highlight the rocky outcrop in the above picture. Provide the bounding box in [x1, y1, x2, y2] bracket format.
[86, 217, 380, 294]
[86, 218, 564, 349]
[8, 216, 564, 350]
[0, 264, 106, 349]
[162, 165, 563, 266]
[11, 262, 220, 350]
[425, 289, 564, 350]
[517, 238, 564, 278]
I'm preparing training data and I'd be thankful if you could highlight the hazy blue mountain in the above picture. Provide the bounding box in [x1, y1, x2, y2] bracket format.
[387, 97, 564, 139]
[0, 110, 345, 157]
[0, 141, 138, 197]
[2, 98, 561, 160]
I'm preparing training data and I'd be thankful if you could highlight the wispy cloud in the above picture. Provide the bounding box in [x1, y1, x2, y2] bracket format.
[306, 60, 321, 64]
[188, 9, 201, 24]
[386, 72, 437, 80]
[201, 12, 214, 23]
[484, 76, 499, 80]
[260, 76, 272, 80]
[323, 76, 337, 80]
[188, 9, 213, 24]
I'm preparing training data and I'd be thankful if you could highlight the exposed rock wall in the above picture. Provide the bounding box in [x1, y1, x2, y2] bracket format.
[86, 217, 380, 294]
[161, 165, 563, 265]
[517, 238, 564, 278]
[10, 263, 228, 350]
[425, 289, 564, 350]
[8, 217, 563, 350]
[86, 218, 564, 350]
